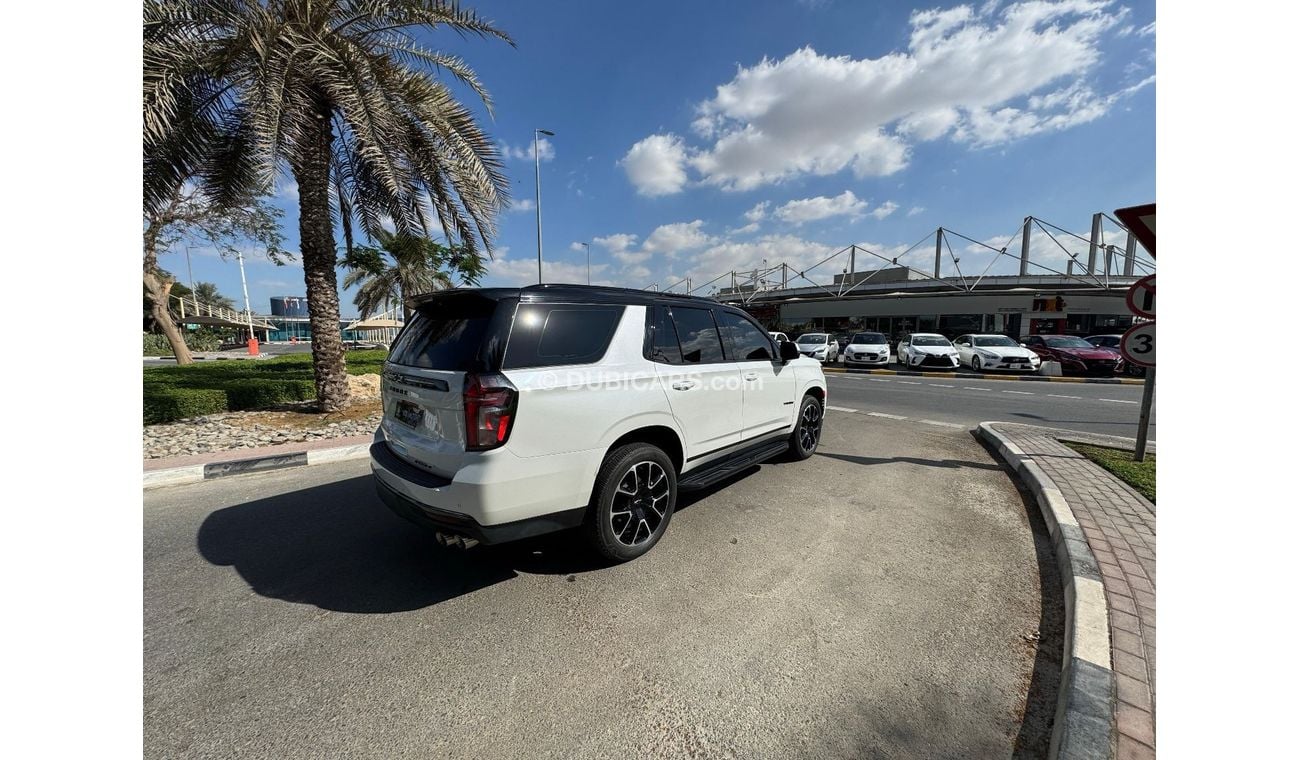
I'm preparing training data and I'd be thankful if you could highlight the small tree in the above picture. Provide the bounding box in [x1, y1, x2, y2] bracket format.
[143, 185, 286, 364]
[341, 231, 485, 320]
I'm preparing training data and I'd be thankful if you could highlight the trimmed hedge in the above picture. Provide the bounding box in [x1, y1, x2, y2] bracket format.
[143, 349, 389, 424]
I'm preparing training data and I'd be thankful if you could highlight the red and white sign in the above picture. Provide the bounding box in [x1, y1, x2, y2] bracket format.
[1115, 203, 1156, 257]
[1121, 322, 1156, 367]
[1125, 274, 1156, 320]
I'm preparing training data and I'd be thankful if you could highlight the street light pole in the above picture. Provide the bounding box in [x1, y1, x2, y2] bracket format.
[184, 245, 197, 311]
[237, 249, 254, 347]
[581, 242, 591, 285]
[534, 128, 555, 284]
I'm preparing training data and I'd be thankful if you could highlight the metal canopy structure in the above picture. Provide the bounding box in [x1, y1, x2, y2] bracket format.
[645, 210, 1157, 304]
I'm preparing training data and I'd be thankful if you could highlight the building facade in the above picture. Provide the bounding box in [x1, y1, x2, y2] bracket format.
[718, 269, 1145, 341]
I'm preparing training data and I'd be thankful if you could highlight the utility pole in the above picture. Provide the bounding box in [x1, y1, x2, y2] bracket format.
[1135, 366, 1155, 462]
[237, 250, 255, 352]
[185, 245, 197, 312]
[581, 242, 591, 285]
[534, 128, 555, 283]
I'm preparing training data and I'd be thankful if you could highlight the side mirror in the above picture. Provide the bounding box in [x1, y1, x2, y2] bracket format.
[779, 341, 801, 362]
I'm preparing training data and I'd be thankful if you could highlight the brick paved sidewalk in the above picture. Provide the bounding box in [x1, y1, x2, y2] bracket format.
[989, 424, 1156, 759]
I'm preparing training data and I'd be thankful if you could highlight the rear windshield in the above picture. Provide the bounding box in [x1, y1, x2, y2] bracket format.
[388, 297, 499, 370]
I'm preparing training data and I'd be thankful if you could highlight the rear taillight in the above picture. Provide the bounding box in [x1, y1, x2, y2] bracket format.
[464, 373, 518, 451]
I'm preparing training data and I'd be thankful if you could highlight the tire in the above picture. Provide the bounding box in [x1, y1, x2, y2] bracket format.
[971, 355, 982, 372]
[787, 394, 824, 461]
[583, 443, 677, 563]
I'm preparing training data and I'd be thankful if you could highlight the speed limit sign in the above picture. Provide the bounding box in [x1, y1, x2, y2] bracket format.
[1121, 322, 1155, 367]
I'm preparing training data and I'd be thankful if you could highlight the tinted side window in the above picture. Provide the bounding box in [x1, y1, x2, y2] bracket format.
[670, 306, 726, 364]
[503, 304, 624, 369]
[648, 305, 683, 364]
[717, 311, 774, 362]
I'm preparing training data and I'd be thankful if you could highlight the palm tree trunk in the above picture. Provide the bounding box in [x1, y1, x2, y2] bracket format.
[143, 226, 193, 365]
[293, 99, 350, 412]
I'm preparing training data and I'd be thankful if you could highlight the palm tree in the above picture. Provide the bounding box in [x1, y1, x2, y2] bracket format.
[192, 282, 238, 311]
[145, 0, 512, 411]
[342, 230, 485, 320]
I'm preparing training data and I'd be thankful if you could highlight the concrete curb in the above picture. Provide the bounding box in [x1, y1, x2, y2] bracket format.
[143, 439, 372, 489]
[824, 366, 1143, 385]
[976, 422, 1116, 760]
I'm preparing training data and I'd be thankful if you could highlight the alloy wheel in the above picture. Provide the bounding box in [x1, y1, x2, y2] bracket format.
[798, 400, 823, 453]
[610, 461, 670, 547]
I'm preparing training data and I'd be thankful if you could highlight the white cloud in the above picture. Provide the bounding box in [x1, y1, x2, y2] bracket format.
[641, 220, 716, 256]
[505, 198, 535, 213]
[870, 201, 900, 220]
[619, 134, 690, 196]
[624, 1, 1145, 193]
[595, 222, 716, 264]
[731, 222, 761, 235]
[774, 191, 868, 225]
[483, 248, 612, 286]
[907, 206, 925, 217]
[501, 137, 555, 163]
[743, 201, 769, 223]
[594, 233, 641, 263]
[569, 242, 588, 253]
[1138, 21, 1155, 36]
[276, 181, 298, 201]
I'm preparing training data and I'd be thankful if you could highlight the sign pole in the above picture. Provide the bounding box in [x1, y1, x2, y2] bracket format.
[1134, 365, 1155, 462]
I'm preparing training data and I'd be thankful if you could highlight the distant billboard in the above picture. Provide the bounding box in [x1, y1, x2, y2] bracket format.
[270, 296, 309, 317]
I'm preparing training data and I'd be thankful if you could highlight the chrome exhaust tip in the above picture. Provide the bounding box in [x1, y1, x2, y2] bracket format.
[434, 531, 480, 550]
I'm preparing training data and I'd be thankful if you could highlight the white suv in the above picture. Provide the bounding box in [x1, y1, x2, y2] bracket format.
[370, 285, 828, 562]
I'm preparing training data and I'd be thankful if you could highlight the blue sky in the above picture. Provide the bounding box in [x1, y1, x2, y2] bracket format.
[165, 0, 1156, 317]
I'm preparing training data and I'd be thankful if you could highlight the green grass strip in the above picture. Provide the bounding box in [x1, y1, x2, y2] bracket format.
[1063, 442, 1156, 504]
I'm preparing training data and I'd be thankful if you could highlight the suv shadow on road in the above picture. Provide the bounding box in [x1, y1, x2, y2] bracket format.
[195, 466, 769, 615]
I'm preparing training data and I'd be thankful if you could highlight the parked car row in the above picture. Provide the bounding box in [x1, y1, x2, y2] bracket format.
[785, 330, 1134, 377]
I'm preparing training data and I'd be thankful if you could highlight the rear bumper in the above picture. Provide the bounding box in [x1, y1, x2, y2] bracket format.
[373, 472, 584, 545]
[369, 430, 596, 543]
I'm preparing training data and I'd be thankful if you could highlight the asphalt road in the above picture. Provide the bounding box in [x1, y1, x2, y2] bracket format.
[145, 413, 1062, 759]
[824, 370, 1155, 439]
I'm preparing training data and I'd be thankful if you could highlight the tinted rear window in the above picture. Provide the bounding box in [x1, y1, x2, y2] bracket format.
[388, 297, 499, 370]
[503, 304, 624, 369]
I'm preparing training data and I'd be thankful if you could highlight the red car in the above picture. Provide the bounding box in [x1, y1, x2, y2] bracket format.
[1022, 335, 1126, 376]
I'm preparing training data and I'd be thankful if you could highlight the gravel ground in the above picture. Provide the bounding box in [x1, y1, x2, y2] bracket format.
[142, 375, 382, 459]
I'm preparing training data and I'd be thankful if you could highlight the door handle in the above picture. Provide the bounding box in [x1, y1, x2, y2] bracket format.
[743, 372, 759, 381]
[671, 380, 698, 391]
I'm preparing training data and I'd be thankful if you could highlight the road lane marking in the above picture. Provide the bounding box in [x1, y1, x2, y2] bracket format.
[898, 381, 922, 385]
[826, 405, 858, 413]
[1048, 394, 1082, 399]
[931, 384, 955, 388]
[866, 411, 907, 420]
[1099, 398, 1139, 404]
[1001, 390, 1034, 395]
[964, 386, 991, 391]
[868, 378, 892, 383]
[919, 419, 966, 429]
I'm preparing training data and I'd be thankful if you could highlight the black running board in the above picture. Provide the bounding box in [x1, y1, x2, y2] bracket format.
[678, 439, 790, 491]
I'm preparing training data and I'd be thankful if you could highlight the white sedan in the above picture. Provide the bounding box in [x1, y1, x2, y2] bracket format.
[841, 331, 891, 366]
[896, 333, 960, 369]
[952, 334, 1042, 372]
[794, 332, 839, 363]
